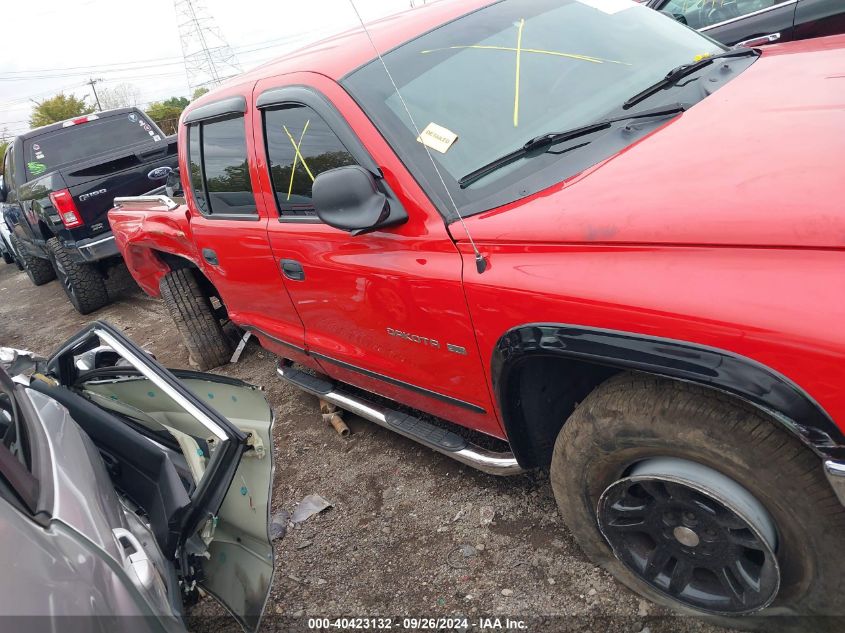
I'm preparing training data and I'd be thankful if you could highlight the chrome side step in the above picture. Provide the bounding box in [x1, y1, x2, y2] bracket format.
[276, 363, 523, 476]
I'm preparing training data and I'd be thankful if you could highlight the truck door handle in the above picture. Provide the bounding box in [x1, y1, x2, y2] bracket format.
[280, 259, 305, 281]
[202, 248, 219, 266]
[735, 32, 780, 48]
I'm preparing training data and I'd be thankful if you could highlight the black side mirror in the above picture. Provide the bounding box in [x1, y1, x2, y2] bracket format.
[312, 165, 405, 235]
[0, 176, 7, 203]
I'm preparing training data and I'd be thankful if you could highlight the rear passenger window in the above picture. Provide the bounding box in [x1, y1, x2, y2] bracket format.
[187, 125, 208, 214]
[263, 105, 357, 218]
[187, 116, 256, 217]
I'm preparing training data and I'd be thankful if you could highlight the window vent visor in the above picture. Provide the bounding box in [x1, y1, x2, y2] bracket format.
[183, 96, 247, 125]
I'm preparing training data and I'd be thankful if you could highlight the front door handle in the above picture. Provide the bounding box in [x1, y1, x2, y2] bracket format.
[280, 259, 305, 281]
[735, 32, 780, 48]
[202, 248, 219, 266]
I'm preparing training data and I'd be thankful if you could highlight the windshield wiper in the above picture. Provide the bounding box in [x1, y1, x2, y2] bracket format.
[622, 47, 759, 110]
[458, 103, 687, 188]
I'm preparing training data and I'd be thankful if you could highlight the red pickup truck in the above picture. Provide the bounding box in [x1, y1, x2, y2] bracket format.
[110, 0, 845, 626]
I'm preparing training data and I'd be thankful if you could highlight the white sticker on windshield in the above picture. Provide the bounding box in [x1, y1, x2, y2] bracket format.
[153, 135, 161, 142]
[417, 122, 458, 154]
[574, 0, 636, 15]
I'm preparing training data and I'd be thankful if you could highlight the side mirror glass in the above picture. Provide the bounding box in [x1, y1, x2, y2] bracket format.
[312, 166, 391, 234]
[659, 10, 687, 24]
[165, 168, 183, 198]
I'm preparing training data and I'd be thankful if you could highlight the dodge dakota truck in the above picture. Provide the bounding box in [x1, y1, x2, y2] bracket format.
[109, 0, 845, 627]
[0, 108, 177, 313]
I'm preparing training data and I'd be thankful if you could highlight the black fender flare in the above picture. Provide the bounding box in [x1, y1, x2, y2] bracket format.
[491, 324, 845, 463]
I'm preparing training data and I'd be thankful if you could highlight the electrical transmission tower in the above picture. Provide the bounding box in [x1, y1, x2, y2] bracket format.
[173, 0, 243, 93]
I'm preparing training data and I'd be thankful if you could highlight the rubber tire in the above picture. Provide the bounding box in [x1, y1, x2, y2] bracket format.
[159, 269, 233, 370]
[550, 372, 845, 631]
[12, 235, 56, 286]
[45, 237, 110, 315]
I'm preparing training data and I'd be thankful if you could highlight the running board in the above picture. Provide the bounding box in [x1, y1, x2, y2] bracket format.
[276, 363, 523, 476]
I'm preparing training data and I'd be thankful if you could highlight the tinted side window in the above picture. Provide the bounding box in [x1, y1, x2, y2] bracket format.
[202, 117, 255, 215]
[187, 124, 208, 213]
[23, 113, 161, 180]
[264, 105, 356, 218]
[187, 116, 255, 217]
[661, 0, 791, 29]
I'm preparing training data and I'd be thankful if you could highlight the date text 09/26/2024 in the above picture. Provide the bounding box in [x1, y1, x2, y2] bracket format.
[307, 617, 528, 630]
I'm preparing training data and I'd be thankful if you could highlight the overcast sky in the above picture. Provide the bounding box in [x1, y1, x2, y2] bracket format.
[0, 0, 419, 137]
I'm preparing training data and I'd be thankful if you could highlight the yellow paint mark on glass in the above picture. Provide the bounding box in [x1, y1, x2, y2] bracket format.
[513, 18, 525, 128]
[283, 120, 314, 201]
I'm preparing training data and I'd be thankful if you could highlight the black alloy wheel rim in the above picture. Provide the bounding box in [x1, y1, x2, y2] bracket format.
[597, 458, 780, 615]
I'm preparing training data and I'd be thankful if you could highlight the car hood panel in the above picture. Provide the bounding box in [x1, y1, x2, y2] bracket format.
[464, 36, 845, 249]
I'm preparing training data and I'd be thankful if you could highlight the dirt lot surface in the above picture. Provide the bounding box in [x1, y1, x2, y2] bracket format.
[0, 262, 729, 633]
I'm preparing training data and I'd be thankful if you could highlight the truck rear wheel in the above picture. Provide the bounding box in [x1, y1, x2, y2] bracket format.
[159, 269, 233, 370]
[550, 373, 845, 630]
[45, 237, 110, 314]
[13, 235, 56, 286]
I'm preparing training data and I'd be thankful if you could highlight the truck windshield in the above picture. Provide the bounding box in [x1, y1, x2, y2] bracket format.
[343, 0, 727, 217]
[23, 112, 163, 180]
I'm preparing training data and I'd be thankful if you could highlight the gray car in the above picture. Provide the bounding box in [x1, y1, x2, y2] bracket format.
[0, 321, 274, 632]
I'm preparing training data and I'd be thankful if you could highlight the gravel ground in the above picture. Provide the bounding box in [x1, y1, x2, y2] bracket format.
[0, 261, 729, 633]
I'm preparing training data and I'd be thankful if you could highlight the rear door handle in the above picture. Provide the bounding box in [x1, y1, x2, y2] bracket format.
[112, 528, 158, 591]
[280, 259, 305, 281]
[202, 248, 219, 266]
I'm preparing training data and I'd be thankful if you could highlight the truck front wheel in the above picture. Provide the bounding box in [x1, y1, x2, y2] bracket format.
[45, 237, 109, 314]
[159, 269, 233, 370]
[550, 373, 845, 629]
[13, 235, 56, 286]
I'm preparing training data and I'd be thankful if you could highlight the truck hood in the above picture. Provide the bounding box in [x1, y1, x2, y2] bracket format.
[464, 36, 845, 249]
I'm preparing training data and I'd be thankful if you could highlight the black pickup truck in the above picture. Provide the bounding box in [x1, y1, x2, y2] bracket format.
[0, 108, 177, 313]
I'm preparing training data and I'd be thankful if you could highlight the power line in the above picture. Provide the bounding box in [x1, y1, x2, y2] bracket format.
[0, 34, 312, 81]
[174, 0, 242, 92]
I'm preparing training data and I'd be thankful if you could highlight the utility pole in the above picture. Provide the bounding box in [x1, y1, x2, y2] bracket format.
[87, 78, 102, 111]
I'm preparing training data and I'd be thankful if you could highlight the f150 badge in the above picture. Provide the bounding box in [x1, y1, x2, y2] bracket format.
[79, 188, 107, 202]
[386, 328, 467, 355]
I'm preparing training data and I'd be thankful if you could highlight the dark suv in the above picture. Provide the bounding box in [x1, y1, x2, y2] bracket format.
[649, 0, 844, 47]
[0, 108, 177, 313]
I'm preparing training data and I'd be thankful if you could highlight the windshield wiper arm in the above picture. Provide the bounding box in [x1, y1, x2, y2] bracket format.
[458, 103, 687, 189]
[622, 47, 759, 110]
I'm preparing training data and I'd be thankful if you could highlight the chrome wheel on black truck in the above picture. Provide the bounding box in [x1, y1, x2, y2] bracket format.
[551, 373, 845, 630]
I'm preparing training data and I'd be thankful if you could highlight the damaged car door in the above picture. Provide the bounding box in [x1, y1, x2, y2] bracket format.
[3, 321, 274, 632]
